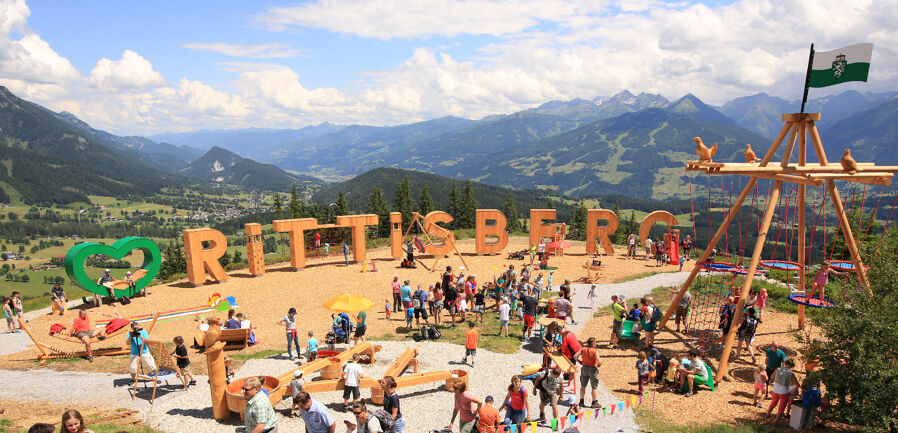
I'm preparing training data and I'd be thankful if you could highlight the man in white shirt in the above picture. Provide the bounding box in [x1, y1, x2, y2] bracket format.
[498, 297, 511, 337]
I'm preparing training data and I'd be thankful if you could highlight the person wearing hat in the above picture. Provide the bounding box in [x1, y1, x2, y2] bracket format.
[478, 395, 500, 432]
[50, 281, 67, 316]
[127, 320, 155, 378]
[534, 367, 563, 423]
[124, 271, 136, 291]
[289, 370, 306, 416]
[343, 415, 358, 433]
[97, 269, 118, 300]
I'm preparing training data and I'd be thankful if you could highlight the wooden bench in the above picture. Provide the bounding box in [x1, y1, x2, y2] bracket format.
[218, 328, 251, 350]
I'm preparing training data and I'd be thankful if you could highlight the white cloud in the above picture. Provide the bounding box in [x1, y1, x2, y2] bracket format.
[255, 0, 606, 39]
[87, 50, 166, 91]
[0, 0, 29, 35]
[180, 42, 307, 58]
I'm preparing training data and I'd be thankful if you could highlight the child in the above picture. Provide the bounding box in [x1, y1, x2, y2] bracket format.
[306, 331, 318, 362]
[171, 336, 196, 386]
[627, 303, 641, 323]
[587, 285, 596, 309]
[752, 364, 768, 407]
[224, 356, 235, 384]
[636, 352, 650, 393]
[289, 370, 305, 416]
[405, 306, 414, 330]
[463, 322, 478, 366]
[663, 358, 679, 390]
[384, 299, 392, 319]
[565, 394, 580, 418]
[124, 271, 136, 290]
[757, 288, 768, 321]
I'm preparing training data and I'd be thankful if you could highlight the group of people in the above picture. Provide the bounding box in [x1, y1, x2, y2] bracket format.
[25, 409, 129, 433]
[3, 290, 24, 333]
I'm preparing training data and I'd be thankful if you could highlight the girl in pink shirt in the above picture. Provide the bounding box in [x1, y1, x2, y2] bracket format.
[808, 262, 846, 301]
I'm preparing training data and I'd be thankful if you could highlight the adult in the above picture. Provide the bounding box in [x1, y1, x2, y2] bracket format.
[537, 239, 546, 260]
[764, 341, 786, 399]
[400, 280, 413, 309]
[381, 376, 405, 433]
[500, 375, 531, 425]
[127, 320, 156, 381]
[735, 308, 760, 364]
[671, 287, 692, 333]
[559, 279, 573, 301]
[529, 242, 537, 265]
[450, 381, 482, 433]
[682, 235, 693, 261]
[497, 297, 511, 337]
[576, 337, 602, 408]
[432, 283, 444, 325]
[478, 395, 500, 433]
[68, 310, 108, 362]
[644, 237, 653, 260]
[677, 350, 707, 397]
[532, 273, 544, 299]
[808, 262, 846, 301]
[609, 295, 626, 349]
[51, 282, 67, 316]
[413, 285, 429, 326]
[391, 275, 402, 313]
[277, 307, 300, 360]
[444, 280, 459, 326]
[520, 289, 538, 341]
[297, 391, 336, 433]
[2, 296, 15, 333]
[554, 294, 573, 324]
[557, 323, 582, 370]
[766, 359, 799, 424]
[342, 354, 364, 408]
[243, 376, 279, 433]
[97, 269, 118, 300]
[442, 266, 453, 295]
[353, 310, 367, 345]
[642, 296, 661, 347]
[534, 367, 562, 422]
[473, 287, 486, 323]
[225, 309, 241, 329]
[405, 239, 414, 263]
[10, 291, 23, 324]
[627, 234, 637, 259]
[60, 409, 94, 433]
[353, 401, 381, 433]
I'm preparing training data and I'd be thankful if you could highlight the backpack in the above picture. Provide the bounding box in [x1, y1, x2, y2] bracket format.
[427, 325, 441, 340]
[413, 290, 423, 309]
[419, 325, 431, 340]
[741, 317, 758, 338]
[120, 296, 131, 305]
[368, 409, 396, 433]
[650, 305, 661, 323]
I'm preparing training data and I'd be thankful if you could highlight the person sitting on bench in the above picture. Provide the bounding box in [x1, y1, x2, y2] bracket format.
[97, 269, 118, 300]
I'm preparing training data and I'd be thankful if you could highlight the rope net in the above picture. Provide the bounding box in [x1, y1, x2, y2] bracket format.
[305, 227, 352, 259]
[683, 265, 739, 355]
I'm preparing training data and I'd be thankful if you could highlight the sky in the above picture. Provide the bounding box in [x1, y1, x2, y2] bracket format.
[1, 0, 896, 136]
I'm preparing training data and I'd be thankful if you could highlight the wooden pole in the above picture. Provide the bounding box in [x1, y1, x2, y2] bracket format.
[826, 179, 872, 293]
[797, 121, 807, 329]
[717, 181, 783, 382]
[660, 122, 793, 330]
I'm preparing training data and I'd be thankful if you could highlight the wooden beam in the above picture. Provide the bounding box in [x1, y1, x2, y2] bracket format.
[782, 113, 821, 121]
[717, 181, 783, 382]
[826, 180, 872, 293]
[808, 121, 829, 165]
[747, 173, 821, 186]
[781, 123, 800, 168]
[394, 371, 453, 387]
[384, 347, 418, 378]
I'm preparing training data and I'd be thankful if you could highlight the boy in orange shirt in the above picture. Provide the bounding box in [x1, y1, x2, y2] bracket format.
[463, 322, 479, 366]
[478, 395, 500, 432]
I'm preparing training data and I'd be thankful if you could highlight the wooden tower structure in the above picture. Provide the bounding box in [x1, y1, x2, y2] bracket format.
[661, 112, 898, 381]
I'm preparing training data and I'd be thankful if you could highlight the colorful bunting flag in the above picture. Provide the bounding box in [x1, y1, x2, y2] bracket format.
[626, 398, 631, 409]
[618, 401, 624, 411]
[509, 424, 516, 433]
[610, 404, 615, 415]
[560, 417, 566, 428]
[638, 393, 643, 404]
[530, 422, 537, 432]
[603, 407, 607, 416]
[569, 414, 576, 425]
[551, 418, 557, 431]
[498, 425, 505, 433]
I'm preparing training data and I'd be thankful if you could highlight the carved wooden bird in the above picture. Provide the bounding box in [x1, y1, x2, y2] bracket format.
[694, 137, 718, 163]
[744, 144, 760, 163]
[841, 148, 858, 175]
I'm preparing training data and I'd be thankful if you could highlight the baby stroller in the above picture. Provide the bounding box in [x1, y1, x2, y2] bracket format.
[506, 249, 526, 260]
[325, 312, 354, 345]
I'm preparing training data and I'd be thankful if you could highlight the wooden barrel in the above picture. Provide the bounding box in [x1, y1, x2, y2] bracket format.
[370, 387, 385, 405]
[445, 369, 468, 392]
[321, 357, 343, 379]
[225, 376, 282, 419]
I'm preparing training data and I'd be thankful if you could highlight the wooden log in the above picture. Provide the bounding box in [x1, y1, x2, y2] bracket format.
[384, 347, 418, 378]
[274, 342, 372, 399]
[781, 113, 821, 121]
[394, 371, 453, 387]
[808, 121, 829, 165]
[781, 123, 799, 168]
[717, 181, 783, 383]
[747, 173, 821, 186]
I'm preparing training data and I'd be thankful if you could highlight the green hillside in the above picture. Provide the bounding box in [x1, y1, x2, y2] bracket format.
[182, 146, 322, 190]
[821, 95, 898, 166]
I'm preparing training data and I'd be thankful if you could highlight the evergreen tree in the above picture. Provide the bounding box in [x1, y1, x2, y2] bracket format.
[218, 251, 232, 268]
[418, 185, 434, 216]
[366, 187, 391, 238]
[288, 185, 305, 218]
[503, 192, 521, 233]
[459, 180, 478, 229]
[448, 181, 461, 228]
[272, 193, 284, 217]
[393, 176, 414, 228]
[334, 191, 349, 217]
[572, 200, 588, 240]
[545, 197, 555, 210]
[610, 201, 623, 244]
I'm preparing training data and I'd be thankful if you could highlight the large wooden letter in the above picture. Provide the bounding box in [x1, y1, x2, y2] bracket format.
[245, 223, 265, 276]
[475, 209, 508, 255]
[422, 211, 456, 256]
[587, 209, 619, 255]
[529, 209, 557, 247]
[336, 214, 378, 263]
[639, 211, 679, 247]
[272, 218, 318, 269]
[183, 228, 228, 285]
[390, 212, 403, 259]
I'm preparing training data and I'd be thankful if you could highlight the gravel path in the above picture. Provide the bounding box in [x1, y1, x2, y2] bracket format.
[0, 272, 690, 432]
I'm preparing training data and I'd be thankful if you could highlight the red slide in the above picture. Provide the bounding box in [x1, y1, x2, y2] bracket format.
[668, 233, 680, 265]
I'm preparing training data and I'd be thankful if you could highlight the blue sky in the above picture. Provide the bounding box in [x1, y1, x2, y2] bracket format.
[1, 0, 894, 135]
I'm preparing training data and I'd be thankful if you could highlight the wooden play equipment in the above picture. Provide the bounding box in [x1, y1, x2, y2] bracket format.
[183, 227, 229, 285]
[403, 211, 469, 271]
[543, 347, 576, 374]
[475, 209, 509, 254]
[663, 112, 898, 383]
[444, 369, 469, 393]
[217, 328, 251, 350]
[18, 313, 159, 364]
[580, 261, 604, 283]
[131, 339, 189, 404]
[245, 223, 265, 276]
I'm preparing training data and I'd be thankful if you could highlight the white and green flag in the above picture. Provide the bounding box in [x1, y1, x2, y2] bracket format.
[808, 43, 873, 88]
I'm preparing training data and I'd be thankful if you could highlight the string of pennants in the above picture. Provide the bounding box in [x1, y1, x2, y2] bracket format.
[495, 391, 651, 432]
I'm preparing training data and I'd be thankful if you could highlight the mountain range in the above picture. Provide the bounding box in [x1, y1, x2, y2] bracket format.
[181, 146, 321, 190]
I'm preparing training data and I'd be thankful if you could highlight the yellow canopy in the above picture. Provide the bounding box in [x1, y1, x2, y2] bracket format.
[322, 294, 375, 313]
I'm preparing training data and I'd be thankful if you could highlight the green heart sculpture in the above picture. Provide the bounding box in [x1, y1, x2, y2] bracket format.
[64, 237, 162, 298]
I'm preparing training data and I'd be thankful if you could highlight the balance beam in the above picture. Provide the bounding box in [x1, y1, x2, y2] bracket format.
[384, 347, 419, 378]
[273, 342, 372, 400]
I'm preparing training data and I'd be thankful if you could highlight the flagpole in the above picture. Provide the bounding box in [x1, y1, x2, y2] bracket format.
[800, 43, 815, 114]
